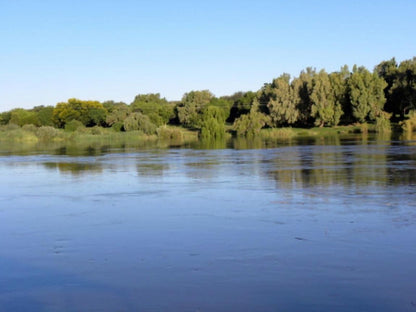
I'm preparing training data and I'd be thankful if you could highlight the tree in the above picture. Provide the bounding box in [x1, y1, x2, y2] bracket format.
[123, 112, 157, 134]
[348, 66, 387, 122]
[388, 58, 416, 119]
[52, 99, 107, 128]
[263, 74, 299, 126]
[176, 90, 213, 128]
[33, 106, 54, 126]
[200, 106, 226, 140]
[329, 66, 350, 124]
[292, 67, 316, 126]
[232, 99, 270, 136]
[228, 91, 257, 122]
[9, 108, 40, 126]
[310, 70, 343, 126]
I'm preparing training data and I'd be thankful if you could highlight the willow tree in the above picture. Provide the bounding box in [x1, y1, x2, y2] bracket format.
[264, 74, 299, 126]
[310, 70, 343, 127]
[176, 90, 213, 128]
[348, 66, 387, 122]
[292, 67, 315, 126]
[200, 106, 226, 140]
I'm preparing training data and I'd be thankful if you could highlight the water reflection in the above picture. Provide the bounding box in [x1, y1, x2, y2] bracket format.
[1, 134, 416, 312]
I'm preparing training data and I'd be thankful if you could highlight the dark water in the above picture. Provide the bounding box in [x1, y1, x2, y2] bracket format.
[1, 136, 416, 311]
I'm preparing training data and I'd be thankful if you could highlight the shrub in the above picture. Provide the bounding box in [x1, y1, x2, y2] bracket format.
[375, 112, 392, 133]
[123, 113, 157, 134]
[65, 119, 85, 132]
[36, 126, 60, 141]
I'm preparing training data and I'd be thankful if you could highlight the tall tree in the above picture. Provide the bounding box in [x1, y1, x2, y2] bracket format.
[292, 67, 315, 126]
[52, 99, 107, 128]
[176, 90, 213, 128]
[329, 65, 350, 124]
[347, 66, 387, 122]
[310, 70, 343, 126]
[388, 58, 416, 118]
[264, 74, 299, 126]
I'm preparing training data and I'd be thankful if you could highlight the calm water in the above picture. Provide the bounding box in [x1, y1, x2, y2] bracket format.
[1, 136, 416, 311]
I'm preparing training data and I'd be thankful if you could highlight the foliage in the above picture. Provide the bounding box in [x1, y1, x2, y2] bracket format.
[262, 74, 299, 126]
[123, 112, 157, 134]
[9, 108, 40, 126]
[53, 98, 107, 128]
[348, 66, 387, 122]
[228, 91, 257, 122]
[176, 90, 213, 128]
[0, 111, 11, 125]
[36, 126, 61, 141]
[375, 111, 392, 133]
[400, 110, 416, 133]
[130, 93, 174, 126]
[33, 106, 55, 126]
[233, 110, 270, 136]
[65, 119, 85, 132]
[310, 70, 343, 127]
[199, 106, 226, 140]
[105, 102, 130, 127]
[291, 67, 315, 125]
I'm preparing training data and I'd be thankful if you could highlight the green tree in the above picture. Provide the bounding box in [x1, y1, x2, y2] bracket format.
[329, 65, 350, 124]
[348, 66, 387, 122]
[263, 74, 299, 126]
[291, 67, 315, 126]
[0, 111, 12, 125]
[33, 106, 54, 126]
[9, 108, 40, 126]
[200, 106, 226, 140]
[176, 90, 213, 128]
[232, 99, 270, 136]
[52, 99, 107, 128]
[123, 112, 157, 134]
[388, 58, 416, 119]
[228, 91, 257, 122]
[310, 70, 343, 126]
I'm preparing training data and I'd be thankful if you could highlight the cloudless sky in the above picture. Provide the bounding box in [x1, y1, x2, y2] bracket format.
[0, 0, 415, 111]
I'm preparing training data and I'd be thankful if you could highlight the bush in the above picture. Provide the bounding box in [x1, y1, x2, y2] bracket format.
[400, 110, 416, 133]
[36, 126, 60, 141]
[65, 119, 85, 132]
[123, 113, 157, 134]
[22, 124, 37, 132]
[375, 112, 392, 133]
[157, 126, 183, 141]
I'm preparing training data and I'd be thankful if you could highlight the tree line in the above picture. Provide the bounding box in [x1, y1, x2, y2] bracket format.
[1, 57, 415, 138]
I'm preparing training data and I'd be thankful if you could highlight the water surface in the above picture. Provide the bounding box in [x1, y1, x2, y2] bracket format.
[1, 136, 416, 311]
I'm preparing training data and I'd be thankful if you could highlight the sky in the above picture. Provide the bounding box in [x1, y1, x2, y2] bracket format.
[0, 0, 415, 111]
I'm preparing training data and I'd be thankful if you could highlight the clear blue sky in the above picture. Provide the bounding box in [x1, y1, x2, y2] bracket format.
[1, 0, 415, 111]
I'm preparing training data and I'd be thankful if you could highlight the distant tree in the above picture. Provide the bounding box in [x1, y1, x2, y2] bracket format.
[263, 73, 299, 126]
[348, 66, 387, 122]
[228, 91, 257, 122]
[123, 112, 157, 134]
[52, 99, 107, 128]
[375, 58, 398, 117]
[9, 108, 40, 126]
[33, 106, 54, 126]
[310, 70, 343, 126]
[105, 102, 130, 130]
[292, 67, 316, 126]
[388, 58, 416, 119]
[233, 99, 270, 136]
[0, 111, 11, 125]
[200, 106, 226, 140]
[176, 90, 213, 128]
[329, 66, 350, 124]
